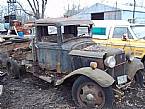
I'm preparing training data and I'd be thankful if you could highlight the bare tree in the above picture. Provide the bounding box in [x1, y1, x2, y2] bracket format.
[26, 0, 48, 19]
[64, 2, 82, 17]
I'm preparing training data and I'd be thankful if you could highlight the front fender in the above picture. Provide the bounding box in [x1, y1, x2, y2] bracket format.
[127, 58, 144, 80]
[56, 67, 115, 87]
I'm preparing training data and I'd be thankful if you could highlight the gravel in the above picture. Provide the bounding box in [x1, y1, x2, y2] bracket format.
[0, 73, 145, 109]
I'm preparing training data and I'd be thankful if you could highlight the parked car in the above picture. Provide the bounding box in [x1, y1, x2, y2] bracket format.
[92, 20, 145, 66]
[5, 18, 144, 108]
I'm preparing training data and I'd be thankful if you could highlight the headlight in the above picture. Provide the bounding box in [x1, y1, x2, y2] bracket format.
[104, 56, 116, 68]
[90, 62, 97, 70]
[126, 52, 134, 62]
[129, 55, 134, 61]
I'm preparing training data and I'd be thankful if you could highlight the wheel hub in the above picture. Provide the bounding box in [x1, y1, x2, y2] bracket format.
[86, 93, 95, 101]
[79, 83, 105, 108]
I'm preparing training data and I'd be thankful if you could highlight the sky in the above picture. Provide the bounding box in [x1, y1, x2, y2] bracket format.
[0, 0, 144, 18]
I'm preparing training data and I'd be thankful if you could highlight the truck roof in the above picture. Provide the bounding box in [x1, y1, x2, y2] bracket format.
[35, 18, 93, 26]
[92, 20, 130, 27]
[130, 23, 145, 27]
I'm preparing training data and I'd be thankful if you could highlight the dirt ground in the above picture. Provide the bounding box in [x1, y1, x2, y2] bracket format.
[0, 72, 145, 109]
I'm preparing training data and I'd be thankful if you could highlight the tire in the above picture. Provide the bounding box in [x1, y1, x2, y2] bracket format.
[141, 57, 145, 68]
[19, 65, 26, 77]
[72, 75, 114, 109]
[135, 70, 144, 88]
[6, 60, 20, 79]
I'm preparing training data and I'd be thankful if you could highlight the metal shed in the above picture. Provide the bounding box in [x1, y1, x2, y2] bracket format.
[72, 3, 145, 23]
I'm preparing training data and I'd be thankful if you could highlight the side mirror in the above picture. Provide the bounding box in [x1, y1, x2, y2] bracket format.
[122, 33, 128, 41]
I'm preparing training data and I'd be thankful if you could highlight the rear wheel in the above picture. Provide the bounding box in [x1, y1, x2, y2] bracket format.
[141, 57, 145, 67]
[135, 70, 144, 88]
[19, 65, 26, 77]
[6, 60, 20, 79]
[72, 75, 114, 109]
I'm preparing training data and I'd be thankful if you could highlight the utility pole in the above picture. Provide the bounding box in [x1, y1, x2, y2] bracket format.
[5, 0, 17, 29]
[115, 1, 117, 20]
[133, 0, 136, 23]
[7, 0, 17, 15]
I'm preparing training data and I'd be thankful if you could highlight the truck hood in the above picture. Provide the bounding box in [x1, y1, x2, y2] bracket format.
[62, 37, 93, 50]
[69, 45, 124, 58]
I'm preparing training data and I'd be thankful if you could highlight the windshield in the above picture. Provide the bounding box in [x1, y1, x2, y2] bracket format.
[131, 26, 145, 39]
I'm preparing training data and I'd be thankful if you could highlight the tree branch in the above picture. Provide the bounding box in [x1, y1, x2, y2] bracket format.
[41, 0, 47, 18]
[26, 0, 36, 16]
[32, 0, 37, 11]
[35, 0, 39, 9]
[17, 1, 33, 16]
[41, 0, 45, 18]
[44, 0, 48, 12]
[35, 0, 39, 14]
[24, 0, 48, 19]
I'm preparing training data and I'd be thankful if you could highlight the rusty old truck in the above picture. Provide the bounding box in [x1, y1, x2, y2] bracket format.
[3, 18, 144, 108]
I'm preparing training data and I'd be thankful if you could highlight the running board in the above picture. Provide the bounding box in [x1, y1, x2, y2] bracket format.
[38, 75, 52, 83]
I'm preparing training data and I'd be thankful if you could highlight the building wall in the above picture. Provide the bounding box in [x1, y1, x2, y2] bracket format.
[104, 11, 122, 20]
[122, 11, 145, 23]
[71, 3, 145, 23]
[79, 3, 117, 14]
[72, 11, 122, 20]
[71, 3, 117, 20]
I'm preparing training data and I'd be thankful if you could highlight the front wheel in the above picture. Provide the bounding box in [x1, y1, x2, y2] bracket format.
[72, 75, 114, 109]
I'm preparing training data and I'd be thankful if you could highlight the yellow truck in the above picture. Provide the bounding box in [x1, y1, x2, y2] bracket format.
[92, 20, 145, 65]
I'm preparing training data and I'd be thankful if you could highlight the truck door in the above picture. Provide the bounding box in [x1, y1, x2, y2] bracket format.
[129, 26, 145, 58]
[34, 26, 61, 72]
[109, 27, 134, 54]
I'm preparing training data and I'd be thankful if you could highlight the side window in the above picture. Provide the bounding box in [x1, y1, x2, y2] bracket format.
[48, 26, 57, 34]
[91, 27, 107, 39]
[37, 26, 58, 43]
[113, 27, 133, 39]
[92, 27, 106, 35]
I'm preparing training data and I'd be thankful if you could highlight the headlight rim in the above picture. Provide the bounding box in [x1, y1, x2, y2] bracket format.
[129, 55, 134, 61]
[126, 53, 134, 62]
[104, 56, 116, 68]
